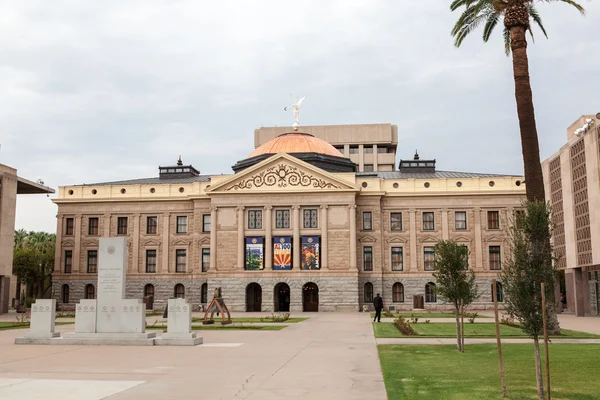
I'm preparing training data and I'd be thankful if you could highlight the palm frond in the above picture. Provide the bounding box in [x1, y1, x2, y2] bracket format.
[503, 27, 511, 56]
[482, 11, 500, 42]
[540, 0, 585, 16]
[527, 4, 548, 39]
[451, 2, 496, 47]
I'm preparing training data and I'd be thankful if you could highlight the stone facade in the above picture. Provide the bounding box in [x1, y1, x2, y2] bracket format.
[52, 132, 525, 313]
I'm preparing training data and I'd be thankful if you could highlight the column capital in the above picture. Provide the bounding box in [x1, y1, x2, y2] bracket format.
[235, 206, 244, 212]
[293, 205, 301, 210]
[347, 204, 357, 210]
[320, 205, 329, 210]
[265, 205, 273, 210]
[211, 206, 219, 212]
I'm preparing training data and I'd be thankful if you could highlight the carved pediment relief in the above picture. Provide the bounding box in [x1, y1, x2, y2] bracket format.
[62, 239, 75, 247]
[199, 237, 211, 245]
[81, 239, 99, 248]
[484, 235, 505, 243]
[173, 239, 192, 246]
[451, 236, 473, 243]
[207, 154, 356, 193]
[419, 235, 441, 244]
[143, 239, 161, 247]
[386, 236, 408, 244]
[359, 235, 378, 243]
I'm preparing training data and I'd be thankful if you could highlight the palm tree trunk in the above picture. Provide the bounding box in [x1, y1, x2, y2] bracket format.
[509, 26, 545, 202]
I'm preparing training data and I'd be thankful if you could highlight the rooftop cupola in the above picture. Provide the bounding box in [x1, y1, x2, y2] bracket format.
[159, 156, 200, 179]
[399, 150, 436, 173]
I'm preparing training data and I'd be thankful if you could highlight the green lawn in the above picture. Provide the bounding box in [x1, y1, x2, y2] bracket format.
[0, 322, 74, 331]
[191, 317, 307, 324]
[378, 344, 600, 399]
[373, 322, 600, 339]
[147, 324, 286, 331]
[371, 312, 488, 319]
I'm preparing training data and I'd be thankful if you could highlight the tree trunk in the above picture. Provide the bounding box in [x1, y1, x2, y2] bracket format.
[534, 338, 545, 399]
[455, 304, 462, 352]
[509, 26, 545, 202]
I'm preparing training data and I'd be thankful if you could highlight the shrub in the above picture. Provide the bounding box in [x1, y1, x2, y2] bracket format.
[383, 309, 393, 318]
[467, 312, 478, 324]
[425, 319, 431, 324]
[500, 316, 520, 328]
[260, 313, 290, 322]
[409, 314, 419, 324]
[394, 317, 418, 336]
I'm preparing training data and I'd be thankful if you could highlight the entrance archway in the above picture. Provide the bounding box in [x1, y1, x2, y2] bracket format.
[274, 283, 291, 312]
[246, 283, 262, 312]
[302, 282, 319, 312]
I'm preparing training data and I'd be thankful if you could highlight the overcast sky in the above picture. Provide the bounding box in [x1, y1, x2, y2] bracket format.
[2, 0, 598, 233]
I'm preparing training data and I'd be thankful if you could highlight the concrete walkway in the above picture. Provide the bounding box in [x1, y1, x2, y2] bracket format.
[0, 312, 387, 400]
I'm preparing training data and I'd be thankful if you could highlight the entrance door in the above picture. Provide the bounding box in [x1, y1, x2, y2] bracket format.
[274, 283, 291, 312]
[246, 283, 262, 312]
[302, 283, 319, 312]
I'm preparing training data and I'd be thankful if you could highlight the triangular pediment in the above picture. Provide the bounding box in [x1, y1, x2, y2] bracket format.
[199, 237, 211, 245]
[359, 235, 378, 243]
[484, 235, 505, 243]
[173, 239, 192, 246]
[206, 153, 357, 193]
[451, 236, 472, 243]
[386, 236, 408, 244]
[419, 235, 440, 244]
[143, 239, 161, 247]
[62, 239, 75, 247]
[81, 239, 99, 248]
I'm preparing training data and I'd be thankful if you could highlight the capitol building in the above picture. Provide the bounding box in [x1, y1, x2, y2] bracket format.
[52, 123, 524, 312]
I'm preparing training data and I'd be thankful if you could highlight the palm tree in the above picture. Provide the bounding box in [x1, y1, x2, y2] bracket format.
[450, 0, 585, 202]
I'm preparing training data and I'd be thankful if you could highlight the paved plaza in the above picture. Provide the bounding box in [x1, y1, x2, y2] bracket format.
[1, 311, 599, 399]
[0, 312, 386, 400]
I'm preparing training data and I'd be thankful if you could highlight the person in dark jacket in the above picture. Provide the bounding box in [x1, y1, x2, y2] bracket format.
[373, 293, 383, 322]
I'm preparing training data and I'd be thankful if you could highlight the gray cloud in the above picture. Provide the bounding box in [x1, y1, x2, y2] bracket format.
[2, 0, 598, 232]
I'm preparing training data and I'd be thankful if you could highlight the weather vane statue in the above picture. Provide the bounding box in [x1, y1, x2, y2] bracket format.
[284, 96, 305, 131]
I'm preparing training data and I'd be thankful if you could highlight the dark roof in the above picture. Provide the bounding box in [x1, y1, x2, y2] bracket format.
[82, 175, 212, 186]
[356, 170, 520, 179]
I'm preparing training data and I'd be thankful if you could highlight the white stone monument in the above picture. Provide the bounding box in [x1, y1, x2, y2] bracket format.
[155, 298, 202, 346]
[14, 299, 60, 344]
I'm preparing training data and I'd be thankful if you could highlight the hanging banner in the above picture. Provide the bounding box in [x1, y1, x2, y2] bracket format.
[245, 237, 264, 270]
[301, 236, 320, 270]
[273, 236, 292, 270]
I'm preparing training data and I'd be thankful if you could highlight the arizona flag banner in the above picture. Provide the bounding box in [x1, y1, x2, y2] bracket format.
[245, 237, 264, 270]
[301, 236, 320, 270]
[273, 236, 292, 270]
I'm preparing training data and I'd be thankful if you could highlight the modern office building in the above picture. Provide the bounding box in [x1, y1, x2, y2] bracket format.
[0, 164, 54, 314]
[542, 114, 600, 316]
[52, 125, 525, 312]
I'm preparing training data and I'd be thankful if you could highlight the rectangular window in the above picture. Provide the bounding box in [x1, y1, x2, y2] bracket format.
[364, 147, 373, 154]
[515, 210, 525, 230]
[146, 249, 157, 273]
[87, 250, 97, 273]
[455, 211, 467, 230]
[488, 211, 500, 229]
[424, 246, 435, 271]
[303, 209, 318, 229]
[335, 146, 344, 154]
[275, 209, 291, 229]
[363, 246, 373, 271]
[391, 247, 403, 271]
[377, 146, 389, 154]
[390, 212, 402, 231]
[147, 216, 158, 234]
[64, 250, 72, 273]
[349, 146, 359, 154]
[461, 245, 469, 269]
[88, 217, 99, 235]
[176, 216, 188, 233]
[364, 164, 374, 172]
[117, 217, 128, 235]
[248, 210, 263, 229]
[202, 214, 211, 232]
[363, 212, 372, 230]
[202, 249, 210, 272]
[489, 246, 501, 270]
[423, 212, 435, 231]
[176, 249, 186, 272]
[65, 218, 74, 235]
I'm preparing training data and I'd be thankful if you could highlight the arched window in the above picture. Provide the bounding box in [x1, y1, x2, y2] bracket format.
[392, 283, 404, 303]
[61, 284, 70, 304]
[174, 284, 185, 299]
[364, 282, 373, 303]
[144, 284, 155, 298]
[85, 284, 95, 299]
[492, 282, 504, 303]
[425, 282, 437, 303]
[201, 283, 208, 304]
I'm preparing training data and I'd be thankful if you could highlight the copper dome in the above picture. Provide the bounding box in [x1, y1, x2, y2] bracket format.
[249, 132, 343, 158]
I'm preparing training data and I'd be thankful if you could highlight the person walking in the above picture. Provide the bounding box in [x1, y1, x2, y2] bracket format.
[373, 293, 383, 323]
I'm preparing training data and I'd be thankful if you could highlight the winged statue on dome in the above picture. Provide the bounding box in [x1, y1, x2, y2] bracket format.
[284, 96, 305, 131]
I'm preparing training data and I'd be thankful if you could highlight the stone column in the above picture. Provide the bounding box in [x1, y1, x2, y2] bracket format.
[409, 210, 417, 271]
[162, 213, 170, 273]
[132, 214, 140, 273]
[349, 205, 357, 270]
[54, 215, 63, 273]
[265, 206, 273, 270]
[103, 214, 111, 237]
[320, 205, 328, 270]
[474, 208, 483, 270]
[73, 215, 82, 273]
[209, 207, 217, 272]
[293, 206, 301, 269]
[441, 209, 449, 240]
[373, 144, 378, 171]
[237, 207, 245, 269]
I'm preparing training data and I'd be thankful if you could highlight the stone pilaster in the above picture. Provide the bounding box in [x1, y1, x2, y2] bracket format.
[441, 209, 449, 240]
[293, 205, 300, 269]
[474, 207, 483, 270]
[210, 207, 217, 271]
[409, 209, 417, 271]
[349, 204, 357, 270]
[321, 205, 328, 270]
[265, 206, 273, 270]
[74, 215, 82, 273]
[237, 207, 244, 269]
[162, 213, 170, 273]
[103, 214, 111, 237]
[132, 214, 140, 273]
[55, 215, 63, 273]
